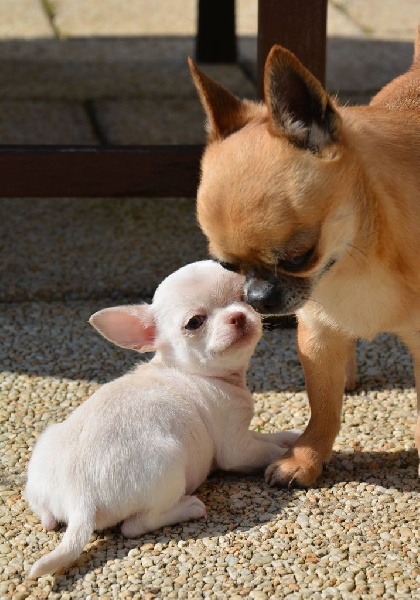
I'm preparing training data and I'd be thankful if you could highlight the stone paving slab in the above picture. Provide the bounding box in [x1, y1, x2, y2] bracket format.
[327, 37, 413, 95]
[0, 0, 54, 39]
[0, 100, 97, 144]
[0, 39, 254, 100]
[50, 0, 197, 37]
[240, 35, 414, 97]
[328, 2, 364, 37]
[0, 41, 410, 103]
[46, 0, 382, 40]
[0, 36, 413, 146]
[47, 0, 286, 38]
[333, 0, 420, 39]
[94, 97, 206, 145]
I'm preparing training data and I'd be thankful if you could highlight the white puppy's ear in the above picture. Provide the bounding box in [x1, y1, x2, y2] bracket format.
[89, 305, 157, 352]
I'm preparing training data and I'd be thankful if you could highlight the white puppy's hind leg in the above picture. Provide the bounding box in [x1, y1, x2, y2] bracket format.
[121, 495, 206, 538]
[41, 509, 57, 531]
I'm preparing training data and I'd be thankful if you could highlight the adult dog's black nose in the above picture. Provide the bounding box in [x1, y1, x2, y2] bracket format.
[245, 280, 281, 314]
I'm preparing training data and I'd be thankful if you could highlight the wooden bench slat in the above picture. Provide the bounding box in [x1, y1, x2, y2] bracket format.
[0, 145, 203, 198]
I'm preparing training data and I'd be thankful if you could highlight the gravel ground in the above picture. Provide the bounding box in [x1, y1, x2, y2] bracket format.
[1, 296, 419, 598]
[1, 1, 419, 596]
[0, 198, 208, 303]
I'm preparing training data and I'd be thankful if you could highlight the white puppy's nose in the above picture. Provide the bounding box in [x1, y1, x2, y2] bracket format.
[228, 312, 246, 327]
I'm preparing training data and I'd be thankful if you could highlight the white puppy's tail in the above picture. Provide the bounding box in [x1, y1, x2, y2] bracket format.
[29, 516, 94, 578]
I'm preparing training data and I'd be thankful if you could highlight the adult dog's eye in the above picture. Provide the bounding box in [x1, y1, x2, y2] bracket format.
[219, 261, 240, 273]
[185, 315, 207, 330]
[279, 247, 316, 273]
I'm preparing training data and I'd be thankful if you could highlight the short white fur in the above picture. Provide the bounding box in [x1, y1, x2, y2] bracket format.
[25, 260, 300, 578]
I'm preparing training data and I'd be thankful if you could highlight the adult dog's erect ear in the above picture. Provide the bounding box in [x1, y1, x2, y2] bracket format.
[264, 45, 342, 151]
[188, 57, 255, 141]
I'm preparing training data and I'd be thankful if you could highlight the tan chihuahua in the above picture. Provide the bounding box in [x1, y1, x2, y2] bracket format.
[188, 27, 420, 487]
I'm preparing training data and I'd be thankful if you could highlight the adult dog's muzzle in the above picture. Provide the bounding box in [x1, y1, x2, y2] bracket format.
[245, 273, 311, 315]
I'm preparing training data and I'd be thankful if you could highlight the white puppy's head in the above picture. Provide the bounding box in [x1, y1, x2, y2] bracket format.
[89, 261, 262, 379]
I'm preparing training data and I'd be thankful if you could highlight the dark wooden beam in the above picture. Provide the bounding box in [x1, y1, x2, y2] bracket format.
[0, 145, 203, 198]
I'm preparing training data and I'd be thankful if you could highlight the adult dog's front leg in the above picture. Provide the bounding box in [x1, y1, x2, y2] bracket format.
[266, 319, 354, 487]
[400, 332, 420, 476]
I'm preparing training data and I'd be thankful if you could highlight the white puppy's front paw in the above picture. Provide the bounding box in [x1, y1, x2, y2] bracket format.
[270, 429, 302, 449]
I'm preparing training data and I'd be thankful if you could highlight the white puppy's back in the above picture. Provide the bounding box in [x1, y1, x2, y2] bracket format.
[26, 364, 217, 530]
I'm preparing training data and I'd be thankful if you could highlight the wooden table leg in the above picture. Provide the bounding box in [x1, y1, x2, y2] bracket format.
[196, 0, 237, 62]
[257, 0, 327, 98]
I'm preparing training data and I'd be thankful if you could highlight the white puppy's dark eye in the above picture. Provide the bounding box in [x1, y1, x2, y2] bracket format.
[184, 315, 207, 330]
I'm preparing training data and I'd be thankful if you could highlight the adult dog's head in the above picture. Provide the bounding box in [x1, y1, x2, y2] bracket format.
[189, 47, 362, 315]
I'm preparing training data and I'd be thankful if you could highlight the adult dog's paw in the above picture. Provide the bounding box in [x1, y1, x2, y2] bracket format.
[265, 453, 323, 488]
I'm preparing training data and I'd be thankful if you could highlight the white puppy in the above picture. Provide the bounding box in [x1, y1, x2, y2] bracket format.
[25, 260, 300, 578]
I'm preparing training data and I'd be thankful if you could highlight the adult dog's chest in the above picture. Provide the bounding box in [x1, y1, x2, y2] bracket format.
[308, 265, 411, 340]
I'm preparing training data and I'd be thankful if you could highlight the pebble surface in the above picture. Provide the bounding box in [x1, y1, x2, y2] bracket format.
[1, 3, 420, 594]
[1, 298, 419, 598]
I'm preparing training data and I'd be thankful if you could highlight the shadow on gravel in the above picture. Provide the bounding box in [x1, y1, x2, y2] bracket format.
[321, 448, 419, 491]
